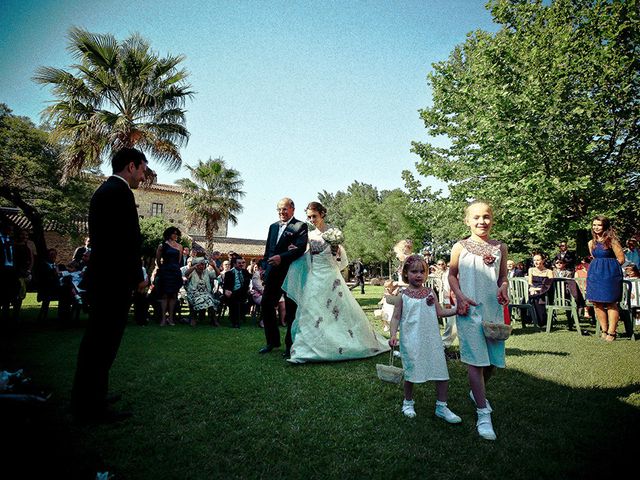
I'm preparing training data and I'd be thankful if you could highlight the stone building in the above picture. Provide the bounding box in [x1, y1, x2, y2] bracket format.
[133, 182, 226, 239]
[1, 179, 268, 264]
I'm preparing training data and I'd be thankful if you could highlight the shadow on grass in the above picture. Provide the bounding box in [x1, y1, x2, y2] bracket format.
[4, 303, 640, 479]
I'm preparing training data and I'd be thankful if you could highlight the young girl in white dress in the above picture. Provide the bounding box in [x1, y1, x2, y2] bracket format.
[448, 201, 509, 441]
[388, 255, 461, 423]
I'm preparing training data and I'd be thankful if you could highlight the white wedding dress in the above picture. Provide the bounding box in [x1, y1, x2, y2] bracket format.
[282, 227, 390, 363]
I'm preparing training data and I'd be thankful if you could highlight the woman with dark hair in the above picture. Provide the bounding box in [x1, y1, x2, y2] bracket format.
[586, 215, 624, 341]
[281, 201, 389, 363]
[155, 226, 183, 326]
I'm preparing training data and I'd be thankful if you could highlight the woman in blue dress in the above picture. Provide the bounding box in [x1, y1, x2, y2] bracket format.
[586, 216, 625, 341]
[155, 226, 183, 326]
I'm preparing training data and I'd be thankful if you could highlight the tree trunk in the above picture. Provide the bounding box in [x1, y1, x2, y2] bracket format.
[0, 186, 48, 260]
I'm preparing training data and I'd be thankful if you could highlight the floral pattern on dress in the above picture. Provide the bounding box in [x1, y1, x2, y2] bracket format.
[460, 238, 502, 265]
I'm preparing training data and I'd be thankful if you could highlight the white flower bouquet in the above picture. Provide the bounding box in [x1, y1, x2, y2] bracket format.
[322, 228, 344, 261]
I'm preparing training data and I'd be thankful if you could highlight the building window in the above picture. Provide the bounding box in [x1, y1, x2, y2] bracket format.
[151, 203, 164, 216]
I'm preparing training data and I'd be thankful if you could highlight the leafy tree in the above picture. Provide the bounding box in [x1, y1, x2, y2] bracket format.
[34, 27, 192, 179]
[176, 158, 245, 249]
[0, 104, 92, 259]
[401, 171, 467, 259]
[318, 181, 422, 271]
[412, 0, 640, 254]
[139, 215, 190, 271]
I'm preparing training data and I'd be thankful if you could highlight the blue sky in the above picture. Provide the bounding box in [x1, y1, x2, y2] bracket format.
[0, 0, 498, 239]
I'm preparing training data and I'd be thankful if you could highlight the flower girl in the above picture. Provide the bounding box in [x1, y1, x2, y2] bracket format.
[388, 255, 461, 423]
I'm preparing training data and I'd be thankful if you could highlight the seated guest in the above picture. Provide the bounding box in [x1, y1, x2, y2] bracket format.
[553, 259, 573, 278]
[624, 239, 640, 268]
[528, 254, 553, 326]
[207, 252, 221, 278]
[180, 246, 191, 268]
[507, 260, 517, 278]
[249, 262, 265, 322]
[58, 260, 86, 324]
[72, 237, 90, 262]
[223, 256, 251, 328]
[574, 257, 591, 279]
[36, 248, 61, 322]
[184, 257, 217, 326]
[574, 256, 593, 322]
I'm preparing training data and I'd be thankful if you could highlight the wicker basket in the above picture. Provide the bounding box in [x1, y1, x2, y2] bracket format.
[376, 349, 403, 384]
[482, 321, 512, 341]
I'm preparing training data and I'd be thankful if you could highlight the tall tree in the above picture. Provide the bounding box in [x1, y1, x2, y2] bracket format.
[34, 27, 192, 179]
[412, 0, 640, 254]
[319, 181, 421, 266]
[176, 158, 245, 249]
[0, 104, 92, 259]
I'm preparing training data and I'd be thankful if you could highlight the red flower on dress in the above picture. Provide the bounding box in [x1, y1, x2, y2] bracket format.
[426, 293, 435, 306]
[483, 254, 496, 266]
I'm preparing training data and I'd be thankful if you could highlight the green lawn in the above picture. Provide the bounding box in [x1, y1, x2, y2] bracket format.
[3, 289, 639, 479]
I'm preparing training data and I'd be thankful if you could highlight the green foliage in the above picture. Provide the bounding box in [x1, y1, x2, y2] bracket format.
[0, 104, 93, 254]
[33, 27, 193, 179]
[412, 0, 640, 255]
[176, 157, 245, 247]
[319, 181, 422, 264]
[140, 215, 191, 259]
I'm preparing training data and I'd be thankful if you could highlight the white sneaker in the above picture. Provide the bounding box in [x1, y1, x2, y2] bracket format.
[476, 408, 497, 440]
[402, 399, 416, 418]
[469, 390, 492, 412]
[435, 402, 462, 424]
[393, 350, 402, 358]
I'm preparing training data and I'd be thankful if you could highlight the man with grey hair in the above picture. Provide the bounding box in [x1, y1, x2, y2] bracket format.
[259, 197, 308, 358]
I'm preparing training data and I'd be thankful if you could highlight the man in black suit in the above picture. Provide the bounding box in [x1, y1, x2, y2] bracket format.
[71, 148, 148, 424]
[223, 256, 252, 328]
[553, 241, 576, 272]
[259, 198, 308, 357]
[349, 259, 366, 294]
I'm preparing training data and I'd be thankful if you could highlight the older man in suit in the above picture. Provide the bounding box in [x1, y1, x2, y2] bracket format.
[259, 198, 308, 357]
[71, 148, 148, 424]
[223, 256, 252, 328]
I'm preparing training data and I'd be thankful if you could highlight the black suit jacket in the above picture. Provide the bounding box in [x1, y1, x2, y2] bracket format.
[353, 261, 364, 278]
[223, 268, 251, 297]
[83, 176, 143, 294]
[554, 250, 576, 270]
[263, 218, 308, 285]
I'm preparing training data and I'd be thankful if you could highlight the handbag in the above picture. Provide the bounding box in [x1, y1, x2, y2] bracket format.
[376, 347, 403, 384]
[482, 304, 512, 341]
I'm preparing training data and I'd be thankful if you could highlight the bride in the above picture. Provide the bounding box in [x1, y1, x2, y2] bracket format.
[282, 201, 390, 363]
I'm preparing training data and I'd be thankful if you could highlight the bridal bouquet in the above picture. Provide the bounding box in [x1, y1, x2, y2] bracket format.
[322, 228, 344, 261]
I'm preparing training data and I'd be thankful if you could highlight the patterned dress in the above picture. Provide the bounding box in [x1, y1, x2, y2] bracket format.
[282, 228, 389, 363]
[456, 239, 506, 368]
[399, 288, 449, 383]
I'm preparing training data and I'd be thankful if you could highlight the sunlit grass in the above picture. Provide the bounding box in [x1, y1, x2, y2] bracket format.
[4, 289, 640, 479]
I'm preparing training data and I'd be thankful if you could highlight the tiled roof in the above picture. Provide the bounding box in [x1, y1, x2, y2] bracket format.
[0, 207, 88, 234]
[203, 237, 266, 257]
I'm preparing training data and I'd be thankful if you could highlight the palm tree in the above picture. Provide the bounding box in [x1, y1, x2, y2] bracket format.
[33, 27, 192, 179]
[176, 158, 245, 248]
